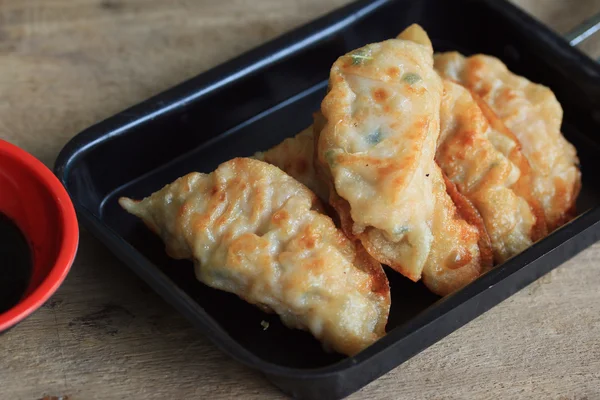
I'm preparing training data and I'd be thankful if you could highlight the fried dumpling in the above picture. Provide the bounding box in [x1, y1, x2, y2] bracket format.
[315, 25, 491, 290]
[437, 80, 547, 263]
[315, 24, 441, 281]
[119, 158, 390, 356]
[435, 52, 581, 231]
[254, 126, 328, 200]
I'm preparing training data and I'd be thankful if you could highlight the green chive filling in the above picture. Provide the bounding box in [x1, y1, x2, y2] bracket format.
[366, 129, 382, 145]
[349, 48, 373, 65]
[402, 72, 421, 84]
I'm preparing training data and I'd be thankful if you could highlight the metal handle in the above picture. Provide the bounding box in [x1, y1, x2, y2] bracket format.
[564, 11, 600, 57]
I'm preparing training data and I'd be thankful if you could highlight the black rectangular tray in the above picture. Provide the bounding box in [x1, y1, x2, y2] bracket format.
[54, 0, 600, 398]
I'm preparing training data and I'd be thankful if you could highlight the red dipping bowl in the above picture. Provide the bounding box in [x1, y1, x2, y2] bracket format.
[0, 139, 78, 332]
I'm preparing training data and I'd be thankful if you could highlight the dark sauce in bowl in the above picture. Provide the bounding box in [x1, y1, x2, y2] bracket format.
[0, 212, 32, 313]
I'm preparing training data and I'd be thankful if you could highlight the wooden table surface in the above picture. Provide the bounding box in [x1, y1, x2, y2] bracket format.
[2, 1, 600, 399]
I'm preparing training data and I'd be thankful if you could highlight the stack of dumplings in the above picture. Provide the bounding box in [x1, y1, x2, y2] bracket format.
[120, 24, 581, 356]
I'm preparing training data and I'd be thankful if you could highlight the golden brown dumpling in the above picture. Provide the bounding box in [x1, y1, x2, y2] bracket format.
[435, 52, 581, 231]
[119, 158, 390, 356]
[437, 80, 547, 263]
[315, 25, 442, 281]
[315, 25, 491, 292]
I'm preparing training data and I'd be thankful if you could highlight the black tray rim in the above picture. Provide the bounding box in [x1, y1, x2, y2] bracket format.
[54, 0, 600, 382]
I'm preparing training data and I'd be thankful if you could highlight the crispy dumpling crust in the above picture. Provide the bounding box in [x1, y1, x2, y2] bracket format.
[119, 158, 390, 356]
[421, 174, 493, 296]
[435, 52, 581, 232]
[437, 80, 546, 263]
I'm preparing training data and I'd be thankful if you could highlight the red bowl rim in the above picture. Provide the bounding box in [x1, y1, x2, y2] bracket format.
[0, 139, 79, 331]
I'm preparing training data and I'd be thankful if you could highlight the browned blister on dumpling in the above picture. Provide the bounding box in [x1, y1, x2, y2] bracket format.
[314, 25, 491, 294]
[119, 158, 390, 356]
[435, 52, 581, 232]
[437, 80, 546, 263]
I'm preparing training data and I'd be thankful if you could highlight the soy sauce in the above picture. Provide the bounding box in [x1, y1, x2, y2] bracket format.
[0, 212, 32, 313]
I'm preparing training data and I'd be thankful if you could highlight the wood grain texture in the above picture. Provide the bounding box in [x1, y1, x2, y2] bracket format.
[1, 1, 599, 399]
